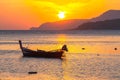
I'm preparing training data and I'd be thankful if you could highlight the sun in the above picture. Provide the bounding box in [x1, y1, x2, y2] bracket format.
[58, 12, 65, 19]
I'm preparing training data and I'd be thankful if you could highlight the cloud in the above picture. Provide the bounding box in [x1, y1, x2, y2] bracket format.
[34, 0, 91, 5]
[28, 0, 88, 13]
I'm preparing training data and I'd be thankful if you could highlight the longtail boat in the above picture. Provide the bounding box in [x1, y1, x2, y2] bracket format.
[19, 40, 68, 58]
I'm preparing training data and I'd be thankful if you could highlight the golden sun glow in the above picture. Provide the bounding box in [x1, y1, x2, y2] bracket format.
[58, 12, 65, 19]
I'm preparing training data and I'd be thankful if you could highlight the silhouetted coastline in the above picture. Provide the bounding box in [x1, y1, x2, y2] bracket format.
[30, 10, 120, 30]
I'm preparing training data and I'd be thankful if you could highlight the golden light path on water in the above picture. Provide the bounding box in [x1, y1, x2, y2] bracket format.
[0, 34, 120, 54]
[60, 34, 118, 54]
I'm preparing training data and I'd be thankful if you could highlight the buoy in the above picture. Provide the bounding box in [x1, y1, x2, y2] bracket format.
[97, 54, 100, 56]
[114, 48, 117, 50]
[82, 48, 85, 50]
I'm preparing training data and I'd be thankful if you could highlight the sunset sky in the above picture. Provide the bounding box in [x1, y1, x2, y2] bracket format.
[0, 0, 120, 30]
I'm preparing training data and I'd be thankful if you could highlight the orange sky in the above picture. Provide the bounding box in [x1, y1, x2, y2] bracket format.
[0, 0, 120, 30]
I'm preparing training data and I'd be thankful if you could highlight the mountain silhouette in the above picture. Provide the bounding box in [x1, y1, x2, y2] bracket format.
[91, 10, 120, 21]
[31, 19, 88, 30]
[77, 19, 120, 30]
[30, 10, 120, 30]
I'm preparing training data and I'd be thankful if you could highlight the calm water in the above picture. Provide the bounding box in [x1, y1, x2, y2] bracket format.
[0, 30, 120, 80]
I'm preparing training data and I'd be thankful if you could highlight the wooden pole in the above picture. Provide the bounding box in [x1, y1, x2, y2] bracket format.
[19, 40, 23, 49]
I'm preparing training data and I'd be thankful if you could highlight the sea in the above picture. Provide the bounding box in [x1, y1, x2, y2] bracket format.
[0, 30, 120, 80]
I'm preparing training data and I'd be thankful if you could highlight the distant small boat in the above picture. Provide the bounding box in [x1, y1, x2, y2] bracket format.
[19, 40, 68, 58]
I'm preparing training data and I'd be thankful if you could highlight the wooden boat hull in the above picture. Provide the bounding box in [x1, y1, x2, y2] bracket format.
[19, 40, 64, 58]
[22, 47, 63, 58]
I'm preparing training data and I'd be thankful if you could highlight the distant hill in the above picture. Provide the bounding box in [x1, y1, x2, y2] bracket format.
[30, 10, 120, 30]
[77, 19, 120, 30]
[91, 10, 120, 22]
[31, 19, 88, 30]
